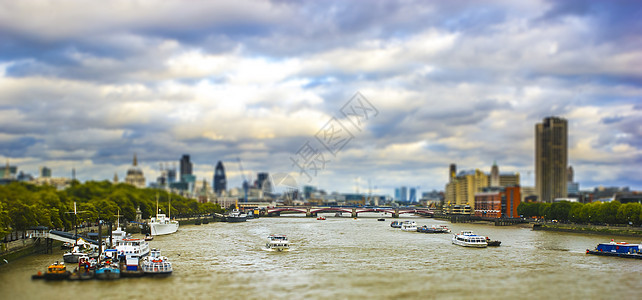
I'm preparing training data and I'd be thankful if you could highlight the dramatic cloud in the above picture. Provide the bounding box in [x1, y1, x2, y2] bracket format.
[1, 0, 641, 194]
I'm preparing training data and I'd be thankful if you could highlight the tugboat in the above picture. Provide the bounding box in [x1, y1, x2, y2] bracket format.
[586, 240, 642, 259]
[225, 200, 247, 222]
[69, 257, 94, 280]
[95, 249, 121, 280]
[486, 237, 501, 246]
[35, 261, 71, 280]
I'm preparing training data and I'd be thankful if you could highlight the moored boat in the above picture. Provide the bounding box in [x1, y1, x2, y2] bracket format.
[142, 248, 173, 276]
[95, 249, 121, 280]
[115, 237, 150, 259]
[149, 194, 179, 236]
[452, 231, 488, 248]
[38, 261, 71, 280]
[265, 234, 290, 252]
[586, 240, 642, 259]
[417, 225, 449, 233]
[401, 221, 418, 231]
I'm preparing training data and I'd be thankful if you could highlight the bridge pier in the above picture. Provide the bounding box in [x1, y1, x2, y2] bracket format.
[306, 208, 317, 217]
[393, 209, 399, 218]
[351, 208, 357, 218]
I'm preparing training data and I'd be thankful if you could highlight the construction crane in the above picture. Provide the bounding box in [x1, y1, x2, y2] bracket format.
[237, 157, 249, 203]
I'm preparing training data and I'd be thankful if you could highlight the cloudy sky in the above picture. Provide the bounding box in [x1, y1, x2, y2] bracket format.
[1, 0, 641, 195]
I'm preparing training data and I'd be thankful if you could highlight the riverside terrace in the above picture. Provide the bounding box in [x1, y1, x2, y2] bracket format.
[262, 206, 434, 218]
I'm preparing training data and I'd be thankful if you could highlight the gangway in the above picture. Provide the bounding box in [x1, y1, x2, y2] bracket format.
[29, 230, 102, 249]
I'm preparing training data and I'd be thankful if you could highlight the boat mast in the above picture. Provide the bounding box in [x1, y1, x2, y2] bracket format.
[156, 193, 159, 218]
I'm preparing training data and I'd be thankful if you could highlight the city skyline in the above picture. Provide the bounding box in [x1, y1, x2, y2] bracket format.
[1, 1, 641, 193]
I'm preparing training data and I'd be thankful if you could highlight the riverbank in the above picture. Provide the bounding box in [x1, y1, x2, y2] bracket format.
[533, 223, 642, 238]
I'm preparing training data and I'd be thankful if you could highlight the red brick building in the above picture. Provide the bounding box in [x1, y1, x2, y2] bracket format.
[474, 186, 521, 218]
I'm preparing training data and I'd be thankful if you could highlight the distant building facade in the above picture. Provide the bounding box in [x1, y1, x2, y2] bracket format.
[535, 116, 568, 203]
[124, 153, 146, 188]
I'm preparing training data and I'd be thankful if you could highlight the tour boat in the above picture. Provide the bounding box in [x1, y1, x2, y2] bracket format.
[586, 240, 642, 259]
[150, 194, 180, 236]
[452, 231, 488, 248]
[390, 221, 402, 228]
[265, 234, 290, 252]
[400, 221, 418, 232]
[142, 248, 173, 275]
[417, 225, 449, 233]
[114, 237, 151, 259]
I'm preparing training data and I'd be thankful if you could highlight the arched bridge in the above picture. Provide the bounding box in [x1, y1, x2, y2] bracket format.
[265, 206, 434, 218]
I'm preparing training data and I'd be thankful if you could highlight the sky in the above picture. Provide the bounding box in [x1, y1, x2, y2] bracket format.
[1, 0, 641, 196]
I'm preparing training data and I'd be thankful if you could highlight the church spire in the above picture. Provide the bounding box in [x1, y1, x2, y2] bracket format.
[133, 153, 138, 167]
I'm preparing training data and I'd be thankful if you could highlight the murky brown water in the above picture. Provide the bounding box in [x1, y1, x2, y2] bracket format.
[1, 214, 641, 299]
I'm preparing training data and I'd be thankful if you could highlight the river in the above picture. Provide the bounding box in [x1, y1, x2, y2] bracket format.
[1, 214, 641, 299]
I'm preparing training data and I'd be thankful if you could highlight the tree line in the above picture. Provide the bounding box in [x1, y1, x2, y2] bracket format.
[0, 180, 225, 240]
[517, 201, 642, 225]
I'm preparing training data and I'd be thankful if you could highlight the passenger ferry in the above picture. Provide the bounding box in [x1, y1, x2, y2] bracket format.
[115, 237, 150, 259]
[142, 248, 173, 275]
[265, 234, 290, 252]
[452, 231, 488, 248]
[586, 240, 642, 259]
[401, 221, 418, 232]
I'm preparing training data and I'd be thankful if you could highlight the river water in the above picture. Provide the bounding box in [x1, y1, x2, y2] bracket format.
[1, 214, 641, 299]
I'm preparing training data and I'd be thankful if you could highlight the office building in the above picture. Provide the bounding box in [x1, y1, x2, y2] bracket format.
[213, 161, 226, 195]
[535, 116, 568, 202]
[40, 166, 52, 178]
[180, 154, 193, 182]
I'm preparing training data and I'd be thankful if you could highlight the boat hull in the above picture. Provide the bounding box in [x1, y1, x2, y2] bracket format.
[452, 240, 488, 248]
[63, 253, 87, 264]
[95, 267, 121, 280]
[224, 216, 247, 222]
[150, 222, 179, 236]
[586, 249, 642, 259]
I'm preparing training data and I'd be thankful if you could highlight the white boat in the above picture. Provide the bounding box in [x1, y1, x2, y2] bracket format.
[149, 194, 179, 236]
[114, 237, 150, 259]
[142, 248, 173, 275]
[265, 235, 290, 252]
[452, 231, 488, 248]
[400, 221, 418, 231]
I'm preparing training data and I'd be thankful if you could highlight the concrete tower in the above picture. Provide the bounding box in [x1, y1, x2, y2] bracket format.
[535, 117, 568, 202]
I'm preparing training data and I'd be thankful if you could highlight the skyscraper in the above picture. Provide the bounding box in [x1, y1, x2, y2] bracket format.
[213, 161, 226, 195]
[400, 186, 408, 202]
[409, 187, 417, 203]
[535, 116, 568, 203]
[180, 154, 192, 182]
